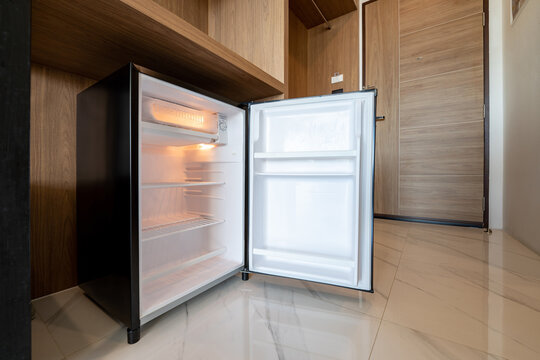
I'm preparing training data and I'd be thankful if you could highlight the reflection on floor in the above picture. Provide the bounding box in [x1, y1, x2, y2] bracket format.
[32, 219, 540, 359]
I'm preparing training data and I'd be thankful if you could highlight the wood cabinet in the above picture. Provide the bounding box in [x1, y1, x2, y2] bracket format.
[30, 0, 289, 298]
[31, 0, 286, 104]
[288, 0, 360, 99]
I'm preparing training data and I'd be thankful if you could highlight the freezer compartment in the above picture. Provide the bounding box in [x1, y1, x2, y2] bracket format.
[142, 96, 218, 134]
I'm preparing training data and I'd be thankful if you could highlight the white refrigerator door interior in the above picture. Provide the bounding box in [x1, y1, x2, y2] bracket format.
[248, 92, 375, 290]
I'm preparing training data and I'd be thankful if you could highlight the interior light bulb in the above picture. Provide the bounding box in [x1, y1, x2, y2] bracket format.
[197, 144, 216, 150]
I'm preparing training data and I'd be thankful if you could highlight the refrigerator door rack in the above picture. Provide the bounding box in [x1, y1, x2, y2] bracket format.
[253, 150, 357, 159]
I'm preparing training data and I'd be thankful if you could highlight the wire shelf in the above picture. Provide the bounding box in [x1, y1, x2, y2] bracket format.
[142, 215, 224, 242]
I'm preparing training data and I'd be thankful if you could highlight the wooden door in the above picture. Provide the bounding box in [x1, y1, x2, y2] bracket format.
[364, 0, 485, 225]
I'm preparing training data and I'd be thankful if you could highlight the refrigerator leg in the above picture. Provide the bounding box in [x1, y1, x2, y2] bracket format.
[127, 327, 140, 344]
[241, 271, 250, 281]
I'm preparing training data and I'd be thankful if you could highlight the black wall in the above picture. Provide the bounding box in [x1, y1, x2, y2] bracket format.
[0, 0, 31, 359]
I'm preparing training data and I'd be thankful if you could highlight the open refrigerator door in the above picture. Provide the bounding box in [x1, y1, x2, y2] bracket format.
[248, 92, 375, 291]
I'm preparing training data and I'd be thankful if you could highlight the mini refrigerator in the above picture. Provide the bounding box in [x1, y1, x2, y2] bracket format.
[76, 63, 376, 344]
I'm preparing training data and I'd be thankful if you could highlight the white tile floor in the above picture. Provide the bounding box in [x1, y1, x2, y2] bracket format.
[32, 219, 540, 359]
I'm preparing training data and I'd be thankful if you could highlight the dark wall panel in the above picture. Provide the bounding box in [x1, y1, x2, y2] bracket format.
[0, 0, 31, 359]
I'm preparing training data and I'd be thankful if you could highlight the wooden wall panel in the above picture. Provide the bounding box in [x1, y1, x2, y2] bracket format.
[399, 0, 483, 35]
[400, 66, 484, 128]
[307, 8, 359, 96]
[399, 175, 484, 222]
[364, 0, 399, 215]
[152, 0, 209, 32]
[288, 10, 308, 98]
[30, 64, 94, 298]
[400, 14, 484, 82]
[400, 121, 484, 175]
[208, 0, 286, 83]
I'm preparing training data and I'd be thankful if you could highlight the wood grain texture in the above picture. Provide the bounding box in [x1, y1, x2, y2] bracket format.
[400, 66, 484, 128]
[30, 64, 95, 298]
[307, 8, 359, 96]
[400, 14, 484, 82]
[397, 5, 485, 222]
[31, 0, 284, 103]
[208, 0, 286, 83]
[288, 10, 308, 98]
[400, 121, 484, 176]
[399, 175, 484, 222]
[364, 0, 399, 215]
[290, 0, 357, 29]
[152, 0, 209, 32]
[400, 0, 483, 35]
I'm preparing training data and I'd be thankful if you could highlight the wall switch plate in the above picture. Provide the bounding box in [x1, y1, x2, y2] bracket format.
[331, 74, 344, 84]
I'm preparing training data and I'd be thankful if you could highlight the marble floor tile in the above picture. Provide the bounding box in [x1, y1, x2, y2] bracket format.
[373, 219, 409, 252]
[406, 226, 540, 280]
[33, 287, 82, 324]
[487, 230, 540, 260]
[383, 224, 540, 360]
[402, 235, 540, 310]
[374, 242, 402, 267]
[33, 287, 122, 356]
[32, 314, 64, 360]
[370, 321, 506, 360]
[383, 280, 540, 359]
[31, 221, 540, 360]
[67, 276, 380, 360]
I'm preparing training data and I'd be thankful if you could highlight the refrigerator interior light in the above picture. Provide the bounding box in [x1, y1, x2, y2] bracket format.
[197, 143, 216, 150]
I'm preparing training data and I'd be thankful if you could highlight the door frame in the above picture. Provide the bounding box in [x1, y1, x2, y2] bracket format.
[362, 0, 490, 229]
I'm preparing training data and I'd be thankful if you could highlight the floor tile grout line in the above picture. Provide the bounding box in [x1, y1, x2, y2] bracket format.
[368, 226, 410, 359]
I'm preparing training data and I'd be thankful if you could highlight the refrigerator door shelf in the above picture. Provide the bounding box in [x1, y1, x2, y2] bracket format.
[253, 150, 357, 159]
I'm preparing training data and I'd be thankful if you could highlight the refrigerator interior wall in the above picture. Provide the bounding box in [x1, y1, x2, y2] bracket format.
[249, 94, 374, 290]
[139, 74, 245, 317]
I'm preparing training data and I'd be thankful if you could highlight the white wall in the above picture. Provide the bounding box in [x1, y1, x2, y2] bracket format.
[501, 0, 540, 253]
[489, 0, 504, 229]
